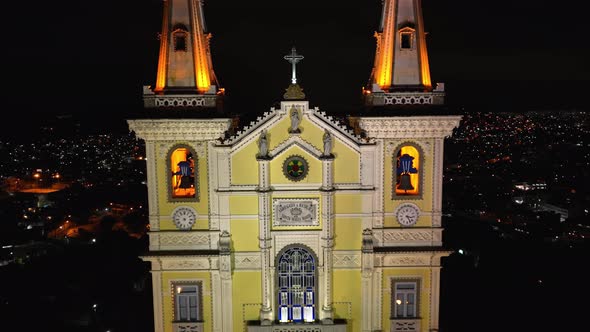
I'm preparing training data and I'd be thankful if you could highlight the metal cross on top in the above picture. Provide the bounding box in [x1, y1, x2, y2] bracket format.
[284, 47, 304, 84]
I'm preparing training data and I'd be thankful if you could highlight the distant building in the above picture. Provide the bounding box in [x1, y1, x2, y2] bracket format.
[128, 1, 461, 332]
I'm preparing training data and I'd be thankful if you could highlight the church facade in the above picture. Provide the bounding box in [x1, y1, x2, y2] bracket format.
[127, 1, 462, 332]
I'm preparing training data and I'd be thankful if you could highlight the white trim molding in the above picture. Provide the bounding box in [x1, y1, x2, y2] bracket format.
[358, 116, 462, 139]
[127, 119, 232, 141]
[373, 228, 443, 247]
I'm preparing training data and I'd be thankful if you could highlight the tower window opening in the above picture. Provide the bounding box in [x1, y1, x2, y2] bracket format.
[168, 145, 197, 200]
[174, 32, 188, 52]
[394, 143, 422, 198]
[400, 31, 412, 49]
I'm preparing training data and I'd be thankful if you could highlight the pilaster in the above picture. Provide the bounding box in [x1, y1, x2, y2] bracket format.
[257, 158, 273, 323]
[151, 271, 164, 332]
[145, 141, 160, 230]
[429, 266, 442, 331]
[219, 231, 233, 332]
[432, 138, 444, 227]
[361, 229, 375, 332]
[320, 156, 335, 323]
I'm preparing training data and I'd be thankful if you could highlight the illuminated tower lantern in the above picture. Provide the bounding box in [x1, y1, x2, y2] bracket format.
[127, 1, 462, 332]
[143, 0, 223, 108]
[365, 0, 445, 106]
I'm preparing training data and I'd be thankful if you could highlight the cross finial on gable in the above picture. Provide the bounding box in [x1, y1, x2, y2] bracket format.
[284, 47, 304, 84]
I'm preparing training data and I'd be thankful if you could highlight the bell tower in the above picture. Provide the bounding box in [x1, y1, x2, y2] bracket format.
[143, 0, 223, 108]
[365, 0, 445, 106]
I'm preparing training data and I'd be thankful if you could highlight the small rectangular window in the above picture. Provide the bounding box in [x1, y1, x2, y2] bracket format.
[174, 34, 187, 52]
[393, 281, 418, 318]
[175, 284, 201, 322]
[401, 32, 412, 49]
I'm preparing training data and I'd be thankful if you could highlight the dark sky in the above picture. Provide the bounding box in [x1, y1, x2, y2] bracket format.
[4, 0, 589, 135]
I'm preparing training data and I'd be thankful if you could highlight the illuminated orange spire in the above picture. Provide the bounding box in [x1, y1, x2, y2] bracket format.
[369, 0, 432, 92]
[145, 0, 222, 108]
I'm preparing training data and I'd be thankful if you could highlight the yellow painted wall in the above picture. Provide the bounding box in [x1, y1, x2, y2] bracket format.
[231, 140, 259, 185]
[334, 194, 363, 215]
[334, 218, 362, 250]
[381, 267, 432, 332]
[230, 219, 260, 252]
[157, 142, 210, 230]
[332, 140, 360, 184]
[384, 139, 434, 228]
[333, 270, 362, 332]
[232, 271, 262, 332]
[229, 195, 258, 215]
[162, 271, 213, 332]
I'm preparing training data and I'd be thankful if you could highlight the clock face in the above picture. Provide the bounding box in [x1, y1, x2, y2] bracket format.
[172, 207, 197, 230]
[395, 203, 419, 226]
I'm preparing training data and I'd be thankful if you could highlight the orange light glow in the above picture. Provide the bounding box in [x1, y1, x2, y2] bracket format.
[154, 1, 170, 92]
[171, 148, 195, 198]
[395, 145, 420, 196]
[416, 0, 432, 89]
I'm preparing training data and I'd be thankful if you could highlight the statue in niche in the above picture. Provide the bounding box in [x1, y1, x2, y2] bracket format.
[288, 107, 301, 134]
[257, 131, 269, 159]
[322, 130, 333, 157]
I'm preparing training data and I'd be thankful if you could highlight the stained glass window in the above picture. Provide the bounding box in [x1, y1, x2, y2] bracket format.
[277, 247, 316, 323]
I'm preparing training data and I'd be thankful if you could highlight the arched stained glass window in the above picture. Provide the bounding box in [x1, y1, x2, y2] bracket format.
[277, 247, 316, 323]
[394, 143, 422, 198]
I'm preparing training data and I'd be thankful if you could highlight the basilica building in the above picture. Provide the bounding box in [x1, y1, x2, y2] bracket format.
[127, 1, 462, 332]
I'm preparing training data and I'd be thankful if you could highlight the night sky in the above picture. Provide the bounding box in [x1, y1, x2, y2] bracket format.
[4, 0, 589, 136]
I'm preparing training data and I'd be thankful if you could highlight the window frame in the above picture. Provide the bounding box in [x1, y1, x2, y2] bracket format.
[392, 141, 424, 200]
[398, 27, 415, 50]
[167, 144, 199, 202]
[172, 25, 189, 52]
[391, 279, 420, 319]
[275, 245, 318, 323]
[172, 281, 203, 322]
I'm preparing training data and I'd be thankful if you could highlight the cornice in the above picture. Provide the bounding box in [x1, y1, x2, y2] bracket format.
[127, 119, 232, 141]
[358, 115, 462, 139]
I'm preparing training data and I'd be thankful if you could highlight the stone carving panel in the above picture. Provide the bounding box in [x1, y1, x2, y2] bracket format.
[376, 228, 442, 247]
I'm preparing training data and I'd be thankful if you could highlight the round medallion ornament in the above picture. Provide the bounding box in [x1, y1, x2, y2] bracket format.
[283, 155, 309, 182]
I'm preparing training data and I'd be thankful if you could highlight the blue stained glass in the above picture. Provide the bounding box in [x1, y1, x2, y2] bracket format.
[277, 247, 316, 323]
